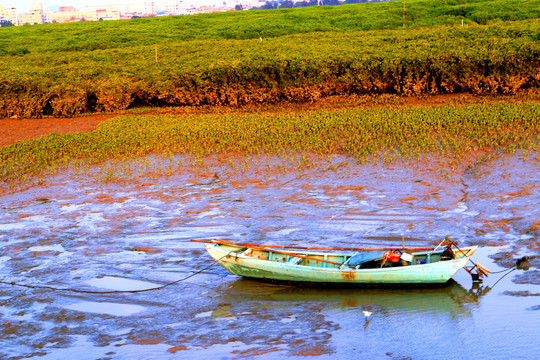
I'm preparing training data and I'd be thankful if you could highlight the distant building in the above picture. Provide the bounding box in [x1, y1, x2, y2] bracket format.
[0, 0, 295, 26]
[167, 2, 190, 15]
[49, 7, 120, 23]
[59, 6, 76, 12]
[142, 1, 157, 15]
[0, 3, 18, 25]
[19, 1, 47, 25]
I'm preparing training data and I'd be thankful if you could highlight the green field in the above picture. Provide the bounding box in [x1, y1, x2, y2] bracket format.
[1, 0, 540, 117]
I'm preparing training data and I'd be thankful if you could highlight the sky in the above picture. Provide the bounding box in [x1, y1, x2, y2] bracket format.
[2, 1, 222, 13]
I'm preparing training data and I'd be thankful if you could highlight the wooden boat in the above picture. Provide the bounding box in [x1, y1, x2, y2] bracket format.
[193, 239, 479, 285]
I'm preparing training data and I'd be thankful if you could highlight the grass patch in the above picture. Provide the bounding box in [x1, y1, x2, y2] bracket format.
[1, 101, 538, 191]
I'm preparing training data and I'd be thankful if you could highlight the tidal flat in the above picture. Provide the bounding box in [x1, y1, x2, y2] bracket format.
[0, 152, 538, 359]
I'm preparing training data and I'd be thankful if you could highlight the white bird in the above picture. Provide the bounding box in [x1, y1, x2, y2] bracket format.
[363, 310, 373, 318]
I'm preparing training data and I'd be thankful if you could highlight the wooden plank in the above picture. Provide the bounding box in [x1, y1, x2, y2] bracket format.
[191, 238, 435, 252]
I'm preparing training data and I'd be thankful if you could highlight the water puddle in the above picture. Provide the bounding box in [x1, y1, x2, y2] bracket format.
[84, 276, 160, 291]
[64, 301, 147, 316]
[28, 244, 66, 253]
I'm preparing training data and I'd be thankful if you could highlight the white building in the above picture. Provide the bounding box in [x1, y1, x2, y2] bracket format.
[0, 3, 18, 25]
[18, 1, 47, 25]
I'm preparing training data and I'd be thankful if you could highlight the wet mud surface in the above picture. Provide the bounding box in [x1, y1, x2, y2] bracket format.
[0, 115, 115, 147]
[0, 152, 538, 359]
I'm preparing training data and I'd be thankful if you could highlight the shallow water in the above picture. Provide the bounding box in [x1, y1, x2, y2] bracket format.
[0, 152, 538, 359]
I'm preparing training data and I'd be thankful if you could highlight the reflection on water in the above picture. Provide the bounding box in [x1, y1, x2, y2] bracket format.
[218, 278, 482, 317]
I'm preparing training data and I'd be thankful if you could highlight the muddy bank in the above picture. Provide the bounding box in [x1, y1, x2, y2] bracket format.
[0, 151, 538, 359]
[0, 115, 115, 147]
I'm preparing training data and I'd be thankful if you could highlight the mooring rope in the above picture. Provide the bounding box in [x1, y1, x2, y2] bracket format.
[0, 252, 235, 294]
[488, 266, 517, 274]
[491, 267, 517, 288]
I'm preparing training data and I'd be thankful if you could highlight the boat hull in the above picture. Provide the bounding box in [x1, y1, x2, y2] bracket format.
[205, 244, 476, 285]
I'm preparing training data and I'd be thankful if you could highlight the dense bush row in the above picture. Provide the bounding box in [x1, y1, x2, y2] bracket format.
[1, 0, 540, 118]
